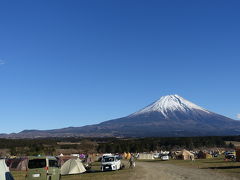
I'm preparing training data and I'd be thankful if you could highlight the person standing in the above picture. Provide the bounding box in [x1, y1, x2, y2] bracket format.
[129, 154, 135, 168]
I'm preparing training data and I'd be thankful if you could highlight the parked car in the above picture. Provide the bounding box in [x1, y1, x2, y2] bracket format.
[101, 156, 121, 171]
[225, 153, 235, 160]
[153, 153, 160, 159]
[161, 155, 169, 161]
[26, 156, 61, 180]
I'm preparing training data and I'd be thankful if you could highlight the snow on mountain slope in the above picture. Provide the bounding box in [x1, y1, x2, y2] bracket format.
[131, 94, 211, 118]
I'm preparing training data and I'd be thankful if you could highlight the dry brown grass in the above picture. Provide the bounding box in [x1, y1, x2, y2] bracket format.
[12, 160, 139, 180]
[139, 156, 240, 179]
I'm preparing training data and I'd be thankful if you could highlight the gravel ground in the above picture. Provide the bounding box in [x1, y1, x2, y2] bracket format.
[130, 161, 239, 180]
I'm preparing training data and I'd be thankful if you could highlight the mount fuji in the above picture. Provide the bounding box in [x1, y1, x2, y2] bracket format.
[2, 95, 240, 138]
[131, 94, 212, 119]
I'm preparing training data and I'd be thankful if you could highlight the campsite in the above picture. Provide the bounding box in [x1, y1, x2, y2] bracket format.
[8, 154, 240, 180]
[1, 136, 240, 180]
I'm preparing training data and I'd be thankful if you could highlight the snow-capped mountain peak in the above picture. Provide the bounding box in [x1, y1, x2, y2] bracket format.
[131, 94, 210, 118]
[3, 94, 239, 138]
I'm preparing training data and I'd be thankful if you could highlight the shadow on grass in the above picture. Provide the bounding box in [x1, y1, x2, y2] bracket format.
[203, 166, 240, 170]
[203, 161, 233, 164]
[61, 169, 122, 177]
[86, 169, 102, 173]
[85, 167, 128, 174]
[137, 159, 163, 163]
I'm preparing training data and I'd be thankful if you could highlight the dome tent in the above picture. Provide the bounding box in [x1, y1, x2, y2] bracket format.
[61, 158, 86, 175]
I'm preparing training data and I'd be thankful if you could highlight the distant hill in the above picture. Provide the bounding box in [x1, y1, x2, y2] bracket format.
[2, 95, 240, 138]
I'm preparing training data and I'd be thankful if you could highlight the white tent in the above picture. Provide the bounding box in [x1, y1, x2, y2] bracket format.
[138, 153, 154, 160]
[0, 159, 14, 180]
[176, 149, 195, 160]
[61, 158, 86, 175]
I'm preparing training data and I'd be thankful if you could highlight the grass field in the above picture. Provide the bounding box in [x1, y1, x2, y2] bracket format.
[12, 157, 240, 180]
[12, 160, 138, 180]
[12, 171, 26, 180]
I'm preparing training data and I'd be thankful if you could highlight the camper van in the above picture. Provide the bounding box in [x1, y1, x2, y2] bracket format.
[26, 156, 61, 180]
[101, 155, 121, 171]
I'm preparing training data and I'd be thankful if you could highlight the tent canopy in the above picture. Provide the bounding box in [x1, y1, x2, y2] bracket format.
[61, 158, 86, 175]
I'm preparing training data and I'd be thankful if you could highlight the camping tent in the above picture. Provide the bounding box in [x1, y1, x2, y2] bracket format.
[16, 158, 28, 171]
[126, 153, 131, 160]
[88, 154, 101, 162]
[123, 152, 127, 159]
[197, 151, 212, 159]
[236, 147, 240, 162]
[138, 153, 154, 160]
[0, 159, 14, 180]
[177, 150, 194, 160]
[58, 156, 78, 166]
[6, 158, 28, 171]
[61, 158, 86, 175]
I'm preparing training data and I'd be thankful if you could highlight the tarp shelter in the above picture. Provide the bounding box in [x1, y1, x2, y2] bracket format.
[0, 159, 14, 180]
[177, 150, 194, 160]
[61, 158, 86, 175]
[138, 153, 154, 160]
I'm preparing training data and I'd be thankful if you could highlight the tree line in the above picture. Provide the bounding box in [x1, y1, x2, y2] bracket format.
[0, 136, 238, 156]
[97, 136, 230, 153]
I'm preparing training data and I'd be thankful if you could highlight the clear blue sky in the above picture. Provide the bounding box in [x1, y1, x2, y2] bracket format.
[0, 0, 240, 133]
